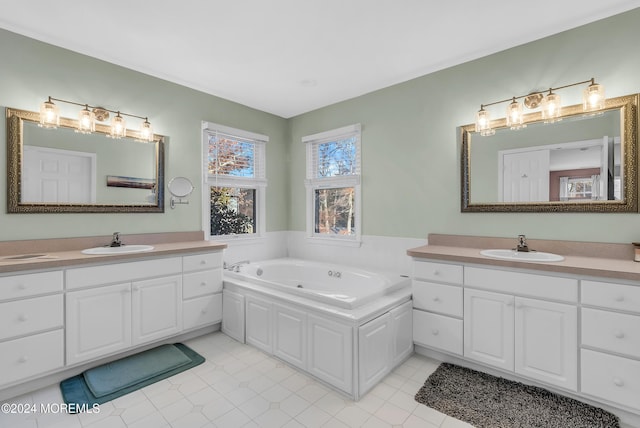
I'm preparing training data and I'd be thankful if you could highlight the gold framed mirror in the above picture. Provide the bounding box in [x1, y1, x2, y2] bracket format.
[461, 93, 638, 212]
[6, 108, 165, 213]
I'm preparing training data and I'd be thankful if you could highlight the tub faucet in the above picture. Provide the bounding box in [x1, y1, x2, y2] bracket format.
[110, 232, 122, 247]
[516, 234, 529, 252]
[224, 260, 250, 272]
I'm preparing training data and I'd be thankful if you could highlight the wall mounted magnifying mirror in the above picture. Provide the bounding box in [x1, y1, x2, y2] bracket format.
[461, 93, 638, 212]
[6, 108, 165, 213]
[168, 176, 194, 209]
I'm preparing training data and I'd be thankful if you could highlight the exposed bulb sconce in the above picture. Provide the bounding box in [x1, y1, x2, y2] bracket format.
[38, 96, 155, 142]
[474, 78, 606, 136]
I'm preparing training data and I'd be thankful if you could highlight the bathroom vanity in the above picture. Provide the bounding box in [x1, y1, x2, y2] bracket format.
[408, 234, 640, 427]
[0, 233, 225, 400]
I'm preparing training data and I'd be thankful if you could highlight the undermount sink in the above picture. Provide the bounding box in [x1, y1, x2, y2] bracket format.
[480, 249, 564, 262]
[81, 245, 154, 255]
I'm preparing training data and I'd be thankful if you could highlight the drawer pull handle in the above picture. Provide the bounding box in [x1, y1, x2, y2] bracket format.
[614, 330, 625, 339]
[201, 309, 208, 314]
[433, 270, 440, 276]
[18, 314, 28, 322]
[505, 300, 513, 307]
[18, 283, 26, 290]
[432, 329, 439, 336]
[200, 260, 207, 265]
[615, 295, 625, 302]
[18, 356, 28, 363]
[613, 377, 624, 387]
[200, 282, 207, 286]
[433, 297, 440, 302]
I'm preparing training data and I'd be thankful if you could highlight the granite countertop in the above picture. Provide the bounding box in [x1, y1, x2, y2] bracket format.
[408, 234, 640, 282]
[0, 234, 226, 274]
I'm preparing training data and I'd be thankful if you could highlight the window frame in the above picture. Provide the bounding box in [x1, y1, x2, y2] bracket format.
[202, 121, 267, 242]
[303, 124, 362, 246]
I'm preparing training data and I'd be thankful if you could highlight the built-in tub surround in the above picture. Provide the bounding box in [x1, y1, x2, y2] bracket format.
[222, 258, 413, 399]
[225, 258, 410, 309]
[408, 233, 640, 427]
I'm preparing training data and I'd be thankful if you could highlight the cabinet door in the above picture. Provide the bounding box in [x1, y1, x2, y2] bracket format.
[308, 314, 353, 394]
[515, 297, 577, 390]
[464, 288, 514, 371]
[359, 313, 392, 394]
[222, 290, 245, 343]
[66, 283, 132, 365]
[132, 275, 183, 345]
[245, 295, 272, 353]
[390, 300, 414, 365]
[273, 303, 306, 370]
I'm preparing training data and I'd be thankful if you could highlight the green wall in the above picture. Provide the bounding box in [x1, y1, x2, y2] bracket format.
[2, 8, 640, 244]
[0, 28, 289, 240]
[289, 8, 640, 243]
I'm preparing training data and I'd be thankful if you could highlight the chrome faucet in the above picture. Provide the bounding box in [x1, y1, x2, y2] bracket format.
[224, 260, 250, 272]
[110, 232, 123, 247]
[516, 234, 529, 252]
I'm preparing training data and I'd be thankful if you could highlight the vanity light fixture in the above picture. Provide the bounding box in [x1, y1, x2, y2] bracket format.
[38, 96, 155, 142]
[38, 96, 60, 129]
[475, 78, 606, 136]
[77, 104, 96, 134]
[108, 111, 127, 139]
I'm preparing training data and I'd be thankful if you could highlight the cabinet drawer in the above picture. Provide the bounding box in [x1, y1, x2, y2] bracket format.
[413, 260, 463, 285]
[0, 329, 64, 386]
[0, 271, 63, 301]
[0, 295, 63, 341]
[183, 293, 222, 330]
[183, 269, 223, 299]
[464, 267, 577, 302]
[582, 308, 640, 358]
[183, 252, 223, 273]
[582, 280, 640, 314]
[66, 257, 182, 289]
[581, 349, 640, 411]
[412, 280, 462, 317]
[413, 310, 463, 355]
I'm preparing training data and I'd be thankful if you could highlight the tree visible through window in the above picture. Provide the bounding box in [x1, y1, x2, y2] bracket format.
[203, 123, 266, 238]
[304, 124, 361, 242]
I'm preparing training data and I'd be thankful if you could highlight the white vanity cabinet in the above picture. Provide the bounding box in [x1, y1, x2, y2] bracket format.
[66, 257, 183, 365]
[132, 275, 183, 344]
[412, 260, 578, 392]
[581, 280, 640, 412]
[182, 252, 223, 330]
[412, 260, 464, 356]
[0, 271, 64, 387]
[464, 267, 578, 390]
[66, 282, 133, 364]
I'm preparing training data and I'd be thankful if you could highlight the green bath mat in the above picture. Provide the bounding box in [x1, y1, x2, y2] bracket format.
[60, 343, 204, 412]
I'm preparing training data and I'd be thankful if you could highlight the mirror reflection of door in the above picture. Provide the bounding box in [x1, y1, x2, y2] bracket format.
[21, 146, 96, 203]
[500, 149, 550, 202]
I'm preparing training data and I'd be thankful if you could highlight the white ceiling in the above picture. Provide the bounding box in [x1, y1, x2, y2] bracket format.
[0, 1, 638, 118]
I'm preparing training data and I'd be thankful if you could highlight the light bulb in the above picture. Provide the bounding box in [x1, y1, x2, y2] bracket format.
[39, 98, 59, 129]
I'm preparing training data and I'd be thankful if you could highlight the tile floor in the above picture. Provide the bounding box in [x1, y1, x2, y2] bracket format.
[0, 332, 473, 428]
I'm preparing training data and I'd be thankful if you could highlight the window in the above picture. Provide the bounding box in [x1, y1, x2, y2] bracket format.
[303, 124, 361, 245]
[202, 122, 267, 239]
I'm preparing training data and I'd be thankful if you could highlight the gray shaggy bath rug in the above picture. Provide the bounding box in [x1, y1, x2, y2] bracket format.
[415, 363, 619, 428]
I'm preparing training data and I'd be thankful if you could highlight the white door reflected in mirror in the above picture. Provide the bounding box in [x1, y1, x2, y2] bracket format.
[168, 176, 194, 208]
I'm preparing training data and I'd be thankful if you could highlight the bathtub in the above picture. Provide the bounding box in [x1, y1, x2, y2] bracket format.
[223, 258, 410, 309]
